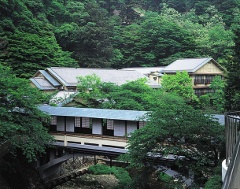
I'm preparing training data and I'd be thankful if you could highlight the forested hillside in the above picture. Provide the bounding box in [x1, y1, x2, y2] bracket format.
[0, 0, 239, 78]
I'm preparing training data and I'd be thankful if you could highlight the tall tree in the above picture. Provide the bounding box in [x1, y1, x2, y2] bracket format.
[124, 93, 224, 188]
[225, 26, 240, 110]
[0, 64, 52, 161]
[209, 76, 226, 113]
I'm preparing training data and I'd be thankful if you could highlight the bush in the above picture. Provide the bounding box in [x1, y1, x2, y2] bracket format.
[89, 164, 132, 188]
[204, 175, 222, 189]
[158, 172, 172, 183]
[89, 164, 113, 175]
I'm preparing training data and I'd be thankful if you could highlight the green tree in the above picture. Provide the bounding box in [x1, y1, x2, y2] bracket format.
[1, 31, 76, 78]
[0, 64, 52, 161]
[225, 26, 240, 110]
[76, 74, 105, 107]
[54, 0, 114, 68]
[102, 78, 153, 110]
[124, 93, 224, 188]
[161, 71, 198, 101]
[209, 76, 226, 112]
[76, 74, 155, 110]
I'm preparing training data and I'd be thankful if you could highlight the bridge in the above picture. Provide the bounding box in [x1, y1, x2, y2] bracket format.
[37, 105, 225, 183]
[37, 105, 147, 181]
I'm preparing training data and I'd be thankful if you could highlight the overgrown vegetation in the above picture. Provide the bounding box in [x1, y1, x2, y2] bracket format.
[89, 164, 132, 188]
[0, 0, 238, 77]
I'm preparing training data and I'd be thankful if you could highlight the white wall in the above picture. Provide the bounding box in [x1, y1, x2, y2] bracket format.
[92, 118, 102, 135]
[114, 120, 125, 137]
[127, 121, 137, 136]
[66, 117, 74, 132]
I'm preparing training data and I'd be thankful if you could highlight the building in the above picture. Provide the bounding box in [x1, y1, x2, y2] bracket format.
[39, 105, 148, 150]
[160, 58, 226, 97]
[30, 67, 160, 92]
[122, 67, 165, 84]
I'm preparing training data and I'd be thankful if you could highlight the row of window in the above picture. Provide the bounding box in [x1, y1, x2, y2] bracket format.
[50, 116, 146, 131]
[194, 75, 216, 85]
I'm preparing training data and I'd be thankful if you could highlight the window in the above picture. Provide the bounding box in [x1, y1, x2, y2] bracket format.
[82, 117, 91, 128]
[107, 119, 114, 130]
[205, 75, 214, 84]
[194, 75, 205, 85]
[75, 117, 81, 127]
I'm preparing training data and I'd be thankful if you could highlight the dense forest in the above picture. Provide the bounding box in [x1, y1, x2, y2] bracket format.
[0, 0, 239, 78]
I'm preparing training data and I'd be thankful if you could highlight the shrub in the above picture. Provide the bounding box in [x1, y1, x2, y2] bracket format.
[89, 164, 113, 175]
[204, 175, 222, 189]
[89, 164, 132, 188]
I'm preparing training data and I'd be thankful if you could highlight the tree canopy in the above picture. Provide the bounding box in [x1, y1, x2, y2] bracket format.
[124, 92, 224, 187]
[0, 64, 52, 161]
[161, 71, 198, 101]
[75, 74, 155, 111]
[0, 0, 237, 77]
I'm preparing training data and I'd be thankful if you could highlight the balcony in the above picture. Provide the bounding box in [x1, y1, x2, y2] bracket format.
[222, 111, 240, 189]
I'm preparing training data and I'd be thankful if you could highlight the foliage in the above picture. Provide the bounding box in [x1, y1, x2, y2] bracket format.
[89, 164, 132, 188]
[209, 76, 226, 113]
[0, 64, 53, 161]
[204, 164, 222, 189]
[161, 71, 198, 101]
[158, 172, 172, 183]
[0, 0, 238, 73]
[89, 163, 113, 175]
[123, 93, 224, 187]
[76, 74, 155, 110]
[198, 94, 211, 111]
[204, 175, 222, 189]
[77, 74, 103, 105]
[158, 172, 183, 189]
[225, 26, 240, 110]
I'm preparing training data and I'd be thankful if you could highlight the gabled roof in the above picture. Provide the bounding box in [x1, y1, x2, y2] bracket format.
[39, 105, 148, 121]
[46, 67, 160, 88]
[162, 58, 225, 73]
[38, 70, 61, 87]
[31, 70, 61, 90]
[30, 78, 56, 90]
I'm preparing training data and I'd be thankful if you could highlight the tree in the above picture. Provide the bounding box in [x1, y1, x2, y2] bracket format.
[124, 93, 224, 188]
[161, 71, 198, 101]
[225, 26, 240, 110]
[0, 64, 52, 161]
[1, 31, 77, 78]
[102, 78, 154, 110]
[54, 0, 114, 68]
[76, 74, 155, 110]
[209, 76, 226, 112]
[76, 74, 106, 107]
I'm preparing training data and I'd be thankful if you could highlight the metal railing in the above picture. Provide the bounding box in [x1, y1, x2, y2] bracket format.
[225, 111, 240, 166]
[222, 111, 240, 189]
